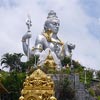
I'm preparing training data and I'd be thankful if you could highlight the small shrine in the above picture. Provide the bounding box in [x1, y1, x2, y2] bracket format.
[19, 69, 57, 100]
[44, 50, 57, 70]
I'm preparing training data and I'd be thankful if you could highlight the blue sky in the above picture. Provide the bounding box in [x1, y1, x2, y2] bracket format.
[80, 0, 100, 18]
[80, 0, 100, 38]
[0, 0, 100, 70]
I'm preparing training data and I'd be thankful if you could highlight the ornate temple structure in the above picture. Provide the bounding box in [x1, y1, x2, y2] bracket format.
[19, 69, 57, 100]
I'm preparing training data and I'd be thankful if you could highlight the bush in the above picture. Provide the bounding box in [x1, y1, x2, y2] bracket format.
[1, 71, 26, 100]
[61, 67, 70, 74]
[97, 96, 100, 100]
[57, 77, 75, 100]
[88, 88, 95, 97]
[95, 88, 100, 96]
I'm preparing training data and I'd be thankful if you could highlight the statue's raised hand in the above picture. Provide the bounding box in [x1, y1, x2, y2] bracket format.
[22, 33, 32, 42]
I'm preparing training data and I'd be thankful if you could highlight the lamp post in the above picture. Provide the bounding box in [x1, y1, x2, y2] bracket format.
[84, 67, 87, 84]
[70, 52, 74, 72]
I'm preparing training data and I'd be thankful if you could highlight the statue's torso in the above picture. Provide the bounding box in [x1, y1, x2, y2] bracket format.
[35, 34, 62, 57]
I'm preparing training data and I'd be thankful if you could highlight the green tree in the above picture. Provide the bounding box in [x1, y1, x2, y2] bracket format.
[61, 56, 70, 66]
[57, 77, 75, 100]
[1, 71, 26, 100]
[1, 53, 23, 72]
[72, 60, 84, 73]
[25, 55, 39, 67]
[20, 55, 39, 74]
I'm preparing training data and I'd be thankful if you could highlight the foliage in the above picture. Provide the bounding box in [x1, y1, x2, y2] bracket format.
[0, 53, 39, 73]
[61, 57, 94, 87]
[61, 57, 84, 74]
[60, 67, 70, 74]
[85, 70, 93, 87]
[40, 65, 57, 74]
[47, 69, 57, 74]
[72, 60, 84, 73]
[23, 55, 39, 73]
[1, 53, 23, 72]
[88, 88, 95, 97]
[57, 77, 75, 100]
[95, 87, 100, 97]
[25, 55, 39, 68]
[79, 71, 84, 82]
[0, 71, 26, 100]
[61, 57, 70, 66]
[97, 96, 100, 100]
[0, 70, 9, 82]
[41, 66, 70, 74]
[88, 84, 100, 99]
[79, 69, 93, 88]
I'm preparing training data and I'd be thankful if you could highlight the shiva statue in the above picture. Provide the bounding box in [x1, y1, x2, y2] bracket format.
[22, 10, 75, 65]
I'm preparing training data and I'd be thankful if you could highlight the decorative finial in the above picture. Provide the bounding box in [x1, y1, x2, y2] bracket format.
[26, 15, 32, 32]
[47, 10, 59, 21]
[47, 10, 57, 18]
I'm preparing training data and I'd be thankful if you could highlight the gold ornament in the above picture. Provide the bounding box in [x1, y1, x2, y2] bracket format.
[19, 69, 57, 100]
[44, 50, 57, 69]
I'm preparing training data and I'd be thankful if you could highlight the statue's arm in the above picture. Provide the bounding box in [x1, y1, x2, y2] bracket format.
[33, 34, 48, 56]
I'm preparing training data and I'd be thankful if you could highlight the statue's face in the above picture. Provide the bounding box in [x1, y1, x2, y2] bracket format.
[45, 19, 60, 34]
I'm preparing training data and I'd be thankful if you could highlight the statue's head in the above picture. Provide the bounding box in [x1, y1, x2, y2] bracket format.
[44, 10, 60, 34]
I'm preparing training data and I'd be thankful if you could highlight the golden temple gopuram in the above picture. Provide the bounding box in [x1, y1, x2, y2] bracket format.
[19, 69, 57, 100]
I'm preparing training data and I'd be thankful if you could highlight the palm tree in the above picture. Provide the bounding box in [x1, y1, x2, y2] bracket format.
[1, 53, 23, 72]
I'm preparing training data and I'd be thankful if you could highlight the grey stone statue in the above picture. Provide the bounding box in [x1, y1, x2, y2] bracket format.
[22, 10, 75, 61]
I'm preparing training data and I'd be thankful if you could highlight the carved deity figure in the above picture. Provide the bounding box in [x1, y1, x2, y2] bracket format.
[44, 50, 57, 69]
[22, 10, 75, 62]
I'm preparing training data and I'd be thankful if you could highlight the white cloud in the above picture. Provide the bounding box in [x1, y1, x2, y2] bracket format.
[0, 0, 100, 70]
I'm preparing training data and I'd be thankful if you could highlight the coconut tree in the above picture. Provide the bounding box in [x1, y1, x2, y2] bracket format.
[1, 53, 23, 72]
